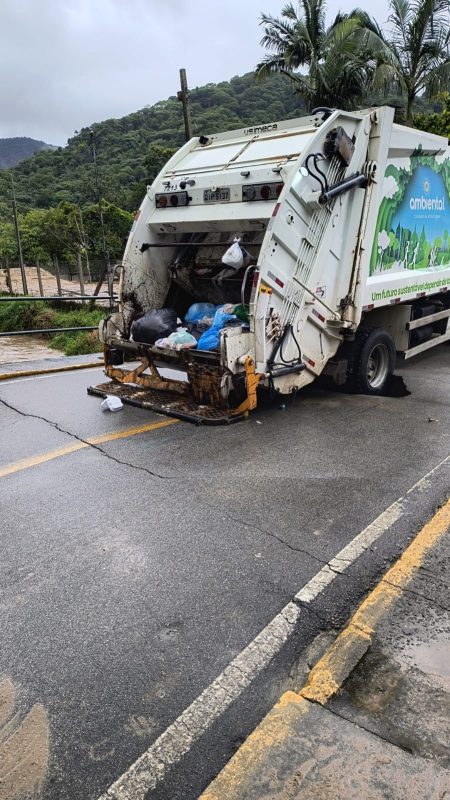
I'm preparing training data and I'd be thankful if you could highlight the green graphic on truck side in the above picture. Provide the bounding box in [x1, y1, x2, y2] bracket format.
[370, 152, 450, 276]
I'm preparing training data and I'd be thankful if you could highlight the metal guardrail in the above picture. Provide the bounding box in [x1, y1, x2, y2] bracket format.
[0, 292, 119, 337]
[0, 295, 116, 303]
[0, 326, 98, 337]
[0, 264, 123, 341]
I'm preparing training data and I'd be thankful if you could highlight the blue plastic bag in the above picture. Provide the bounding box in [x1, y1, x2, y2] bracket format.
[197, 306, 237, 351]
[197, 327, 221, 351]
[184, 302, 216, 323]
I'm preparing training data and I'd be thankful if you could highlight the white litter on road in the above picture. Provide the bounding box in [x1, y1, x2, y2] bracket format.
[100, 396, 123, 412]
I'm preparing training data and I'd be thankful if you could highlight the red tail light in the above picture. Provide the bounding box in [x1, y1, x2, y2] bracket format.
[242, 182, 284, 202]
[155, 191, 190, 209]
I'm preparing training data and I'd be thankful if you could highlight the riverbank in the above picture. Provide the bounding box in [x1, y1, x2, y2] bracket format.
[0, 299, 105, 357]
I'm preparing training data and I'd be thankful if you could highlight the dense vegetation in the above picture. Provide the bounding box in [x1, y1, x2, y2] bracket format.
[0, 299, 105, 354]
[0, 72, 306, 220]
[0, 137, 54, 170]
[415, 94, 450, 137]
[257, 0, 450, 124]
[0, 200, 133, 276]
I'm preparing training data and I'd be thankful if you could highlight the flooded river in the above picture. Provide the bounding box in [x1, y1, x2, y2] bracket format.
[0, 336, 64, 364]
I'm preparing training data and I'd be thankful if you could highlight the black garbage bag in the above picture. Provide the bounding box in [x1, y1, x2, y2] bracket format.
[131, 308, 177, 345]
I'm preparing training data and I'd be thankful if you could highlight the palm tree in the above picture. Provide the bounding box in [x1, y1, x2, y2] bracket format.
[371, 0, 450, 124]
[255, 0, 380, 111]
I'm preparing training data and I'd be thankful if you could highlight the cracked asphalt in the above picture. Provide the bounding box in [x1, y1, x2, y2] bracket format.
[0, 345, 449, 800]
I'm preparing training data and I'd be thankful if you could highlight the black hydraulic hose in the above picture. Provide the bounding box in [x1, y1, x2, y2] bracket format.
[280, 324, 302, 365]
[268, 324, 302, 369]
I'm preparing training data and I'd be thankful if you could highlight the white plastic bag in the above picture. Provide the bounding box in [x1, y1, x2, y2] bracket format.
[222, 237, 243, 270]
[101, 395, 123, 412]
[155, 328, 197, 350]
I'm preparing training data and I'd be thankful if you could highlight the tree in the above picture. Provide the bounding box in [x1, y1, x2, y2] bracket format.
[0, 72, 308, 217]
[415, 91, 450, 135]
[371, 0, 450, 124]
[144, 144, 177, 184]
[255, 0, 381, 110]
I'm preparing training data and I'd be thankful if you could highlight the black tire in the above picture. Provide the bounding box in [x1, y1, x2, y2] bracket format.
[352, 328, 396, 395]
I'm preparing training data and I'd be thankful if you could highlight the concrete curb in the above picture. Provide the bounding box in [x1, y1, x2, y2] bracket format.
[0, 362, 102, 381]
[200, 497, 450, 799]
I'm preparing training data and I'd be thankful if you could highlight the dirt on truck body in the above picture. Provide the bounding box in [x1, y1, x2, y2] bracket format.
[90, 106, 450, 422]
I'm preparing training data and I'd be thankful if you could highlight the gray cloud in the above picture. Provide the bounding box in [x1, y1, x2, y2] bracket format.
[0, 0, 390, 145]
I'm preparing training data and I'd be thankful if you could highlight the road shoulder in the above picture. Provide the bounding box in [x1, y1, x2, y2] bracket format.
[201, 498, 450, 800]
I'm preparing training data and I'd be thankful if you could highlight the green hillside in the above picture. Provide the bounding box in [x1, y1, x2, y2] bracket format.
[0, 73, 306, 217]
[0, 137, 55, 170]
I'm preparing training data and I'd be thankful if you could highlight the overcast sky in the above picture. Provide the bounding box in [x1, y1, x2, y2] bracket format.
[1, 0, 391, 145]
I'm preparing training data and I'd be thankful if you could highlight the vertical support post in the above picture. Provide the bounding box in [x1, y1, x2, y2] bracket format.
[11, 176, 28, 295]
[53, 254, 62, 296]
[36, 258, 44, 297]
[90, 130, 111, 305]
[178, 68, 193, 142]
[4, 257, 13, 294]
[77, 251, 85, 302]
[84, 251, 92, 283]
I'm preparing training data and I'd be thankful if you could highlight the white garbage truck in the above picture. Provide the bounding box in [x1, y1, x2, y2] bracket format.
[90, 105, 450, 422]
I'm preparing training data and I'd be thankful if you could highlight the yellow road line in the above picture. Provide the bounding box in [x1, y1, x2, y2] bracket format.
[200, 496, 450, 799]
[300, 496, 450, 704]
[0, 362, 102, 381]
[0, 418, 179, 479]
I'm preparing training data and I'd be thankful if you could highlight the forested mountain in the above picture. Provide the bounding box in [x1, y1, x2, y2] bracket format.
[0, 137, 55, 170]
[0, 73, 306, 216]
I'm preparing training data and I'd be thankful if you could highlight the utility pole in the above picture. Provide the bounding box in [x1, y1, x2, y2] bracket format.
[89, 129, 111, 304]
[177, 68, 193, 142]
[11, 174, 28, 295]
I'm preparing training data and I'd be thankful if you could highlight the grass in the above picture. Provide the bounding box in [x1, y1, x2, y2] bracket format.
[0, 298, 106, 355]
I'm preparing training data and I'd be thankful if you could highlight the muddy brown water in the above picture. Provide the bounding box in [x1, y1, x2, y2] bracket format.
[0, 336, 64, 365]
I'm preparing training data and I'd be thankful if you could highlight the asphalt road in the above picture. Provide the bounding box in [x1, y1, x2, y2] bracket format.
[0, 346, 449, 800]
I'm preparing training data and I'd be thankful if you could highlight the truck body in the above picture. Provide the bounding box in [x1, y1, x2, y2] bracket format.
[92, 106, 450, 422]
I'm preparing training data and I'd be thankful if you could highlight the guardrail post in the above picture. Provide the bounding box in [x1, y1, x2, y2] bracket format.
[53, 255, 62, 297]
[77, 252, 85, 303]
[36, 259, 44, 297]
[4, 258, 13, 294]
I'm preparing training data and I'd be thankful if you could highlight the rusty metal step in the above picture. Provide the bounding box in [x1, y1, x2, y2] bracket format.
[87, 381, 244, 425]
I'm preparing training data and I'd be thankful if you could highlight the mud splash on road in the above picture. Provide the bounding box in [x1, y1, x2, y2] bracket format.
[382, 374, 411, 398]
[316, 373, 411, 398]
[0, 677, 50, 800]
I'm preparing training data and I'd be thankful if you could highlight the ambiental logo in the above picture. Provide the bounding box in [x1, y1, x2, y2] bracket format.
[410, 192, 445, 212]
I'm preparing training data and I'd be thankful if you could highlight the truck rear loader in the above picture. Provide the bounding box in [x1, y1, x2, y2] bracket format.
[90, 106, 450, 423]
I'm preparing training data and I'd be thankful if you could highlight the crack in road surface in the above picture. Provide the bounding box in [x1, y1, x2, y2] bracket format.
[1, 395, 439, 604]
[0, 395, 390, 582]
[0, 396, 171, 480]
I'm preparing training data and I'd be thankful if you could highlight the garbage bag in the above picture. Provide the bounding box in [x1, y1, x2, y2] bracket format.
[131, 308, 177, 345]
[197, 306, 238, 351]
[155, 328, 197, 350]
[212, 306, 237, 328]
[184, 302, 216, 323]
[197, 327, 220, 351]
[234, 304, 249, 322]
[222, 238, 243, 270]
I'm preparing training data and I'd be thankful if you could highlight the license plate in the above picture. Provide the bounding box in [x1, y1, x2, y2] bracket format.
[203, 188, 230, 203]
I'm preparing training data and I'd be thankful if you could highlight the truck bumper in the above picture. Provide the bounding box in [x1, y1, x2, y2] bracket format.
[88, 341, 260, 424]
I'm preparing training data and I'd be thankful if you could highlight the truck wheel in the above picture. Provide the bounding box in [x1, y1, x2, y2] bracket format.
[352, 328, 396, 395]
